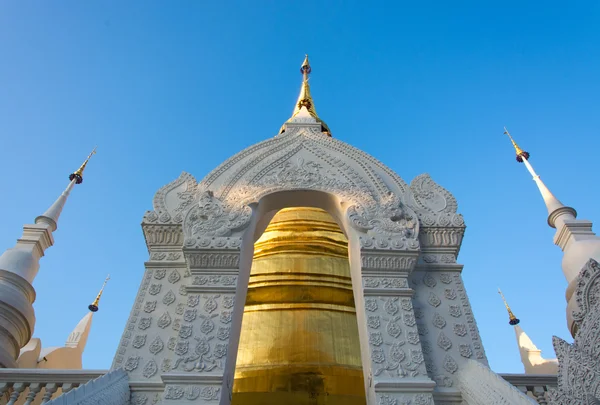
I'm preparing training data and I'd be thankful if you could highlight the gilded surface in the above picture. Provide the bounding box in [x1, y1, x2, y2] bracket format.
[232, 208, 366, 405]
[280, 55, 332, 135]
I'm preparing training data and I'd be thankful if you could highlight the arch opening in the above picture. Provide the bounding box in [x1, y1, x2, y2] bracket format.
[231, 199, 367, 405]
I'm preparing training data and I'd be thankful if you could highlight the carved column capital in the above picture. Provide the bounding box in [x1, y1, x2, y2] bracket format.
[184, 249, 241, 272]
[360, 250, 419, 274]
[143, 224, 184, 250]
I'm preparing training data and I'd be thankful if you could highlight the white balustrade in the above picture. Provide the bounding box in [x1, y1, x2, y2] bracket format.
[500, 374, 558, 405]
[0, 369, 105, 405]
[0, 367, 557, 405]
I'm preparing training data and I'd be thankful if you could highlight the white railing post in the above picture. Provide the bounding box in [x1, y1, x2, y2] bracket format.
[533, 387, 548, 405]
[23, 382, 42, 405]
[6, 382, 27, 405]
[59, 383, 76, 394]
[499, 373, 557, 404]
[0, 383, 9, 402]
[40, 383, 58, 404]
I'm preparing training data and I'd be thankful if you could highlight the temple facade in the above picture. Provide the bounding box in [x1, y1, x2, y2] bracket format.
[0, 56, 598, 405]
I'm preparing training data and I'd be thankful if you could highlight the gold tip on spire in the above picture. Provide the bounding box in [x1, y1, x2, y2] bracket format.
[88, 274, 110, 312]
[279, 55, 331, 136]
[70, 147, 97, 184]
[297, 54, 315, 113]
[503, 127, 530, 163]
[301, 54, 311, 74]
[498, 288, 520, 325]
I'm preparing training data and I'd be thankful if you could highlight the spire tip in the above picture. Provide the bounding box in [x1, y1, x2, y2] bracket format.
[88, 274, 110, 312]
[498, 288, 520, 325]
[503, 127, 530, 163]
[301, 54, 311, 74]
[70, 147, 97, 184]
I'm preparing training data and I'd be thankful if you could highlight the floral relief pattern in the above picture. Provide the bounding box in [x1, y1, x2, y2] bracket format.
[408, 270, 489, 388]
[162, 290, 176, 306]
[427, 292, 441, 308]
[365, 294, 427, 379]
[132, 334, 147, 349]
[149, 284, 162, 295]
[144, 301, 157, 313]
[113, 268, 153, 368]
[163, 294, 237, 374]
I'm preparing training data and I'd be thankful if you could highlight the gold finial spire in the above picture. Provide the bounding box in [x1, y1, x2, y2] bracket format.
[498, 288, 520, 325]
[88, 274, 110, 312]
[69, 147, 97, 184]
[296, 54, 317, 116]
[280, 55, 331, 136]
[503, 127, 530, 163]
[300, 54, 311, 76]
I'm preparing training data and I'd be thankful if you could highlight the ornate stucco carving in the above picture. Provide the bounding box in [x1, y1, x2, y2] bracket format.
[407, 270, 488, 393]
[180, 127, 428, 252]
[364, 293, 428, 379]
[408, 174, 457, 216]
[572, 258, 600, 325]
[547, 259, 600, 404]
[145, 172, 198, 225]
[361, 252, 418, 272]
[143, 225, 184, 249]
[121, 123, 471, 404]
[47, 368, 130, 405]
[458, 360, 537, 404]
[185, 252, 241, 270]
[182, 190, 252, 241]
[141, 172, 196, 251]
[143, 129, 467, 258]
[406, 174, 465, 257]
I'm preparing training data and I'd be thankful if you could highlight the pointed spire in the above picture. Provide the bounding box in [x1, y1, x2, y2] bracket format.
[503, 128, 576, 227]
[498, 288, 520, 325]
[69, 146, 97, 184]
[503, 127, 530, 162]
[280, 55, 331, 136]
[88, 274, 110, 312]
[296, 55, 316, 115]
[35, 147, 97, 231]
[0, 148, 98, 366]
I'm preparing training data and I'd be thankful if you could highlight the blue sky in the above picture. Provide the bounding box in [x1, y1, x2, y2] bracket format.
[0, 2, 599, 373]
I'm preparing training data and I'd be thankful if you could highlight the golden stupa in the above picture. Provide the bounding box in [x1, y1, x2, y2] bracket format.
[231, 207, 366, 404]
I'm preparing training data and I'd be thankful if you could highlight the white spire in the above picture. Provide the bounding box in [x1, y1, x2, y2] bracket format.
[503, 128, 576, 228]
[17, 312, 95, 369]
[514, 325, 558, 374]
[36, 147, 96, 231]
[0, 148, 96, 367]
[503, 128, 600, 337]
[498, 289, 558, 374]
[0, 148, 97, 282]
[35, 179, 77, 231]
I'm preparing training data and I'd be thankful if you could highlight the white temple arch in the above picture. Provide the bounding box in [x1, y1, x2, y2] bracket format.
[111, 107, 483, 405]
[108, 57, 487, 404]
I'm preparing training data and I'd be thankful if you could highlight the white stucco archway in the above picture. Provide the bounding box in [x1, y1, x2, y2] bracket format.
[115, 118, 473, 405]
[177, 124, 429, 405]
